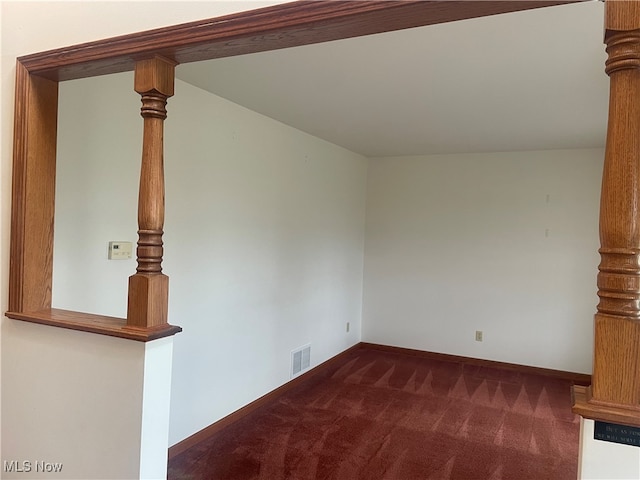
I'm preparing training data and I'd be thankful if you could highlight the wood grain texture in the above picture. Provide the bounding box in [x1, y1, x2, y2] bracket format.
[573, 385, 640, 428]
[133, 56, 174, 275]
[18, 0, 582, 81]
[134, 56, 176, 97]
[8, 63, 58, 313]
[606, 0, 640, 33]
[592, 314, 640, 404]
[8, 0, 583, 339]
[5, 308, 182, 342]
[594, 24, 640, 398]
[573, 0, 640, 425]
[9, 62, 30, 312]
[127, 274, 169, 328]
[127, 57, 175, 329]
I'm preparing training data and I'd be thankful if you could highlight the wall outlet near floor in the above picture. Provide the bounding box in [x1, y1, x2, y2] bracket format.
[346, 322, 350, 333]
[475, 330, 483, 342]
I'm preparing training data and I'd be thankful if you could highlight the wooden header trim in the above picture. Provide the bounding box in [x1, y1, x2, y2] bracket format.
[19, 0, 582, 81]
[8, 1, 585, 339]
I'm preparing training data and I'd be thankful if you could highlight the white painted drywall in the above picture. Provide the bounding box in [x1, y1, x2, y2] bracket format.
[363, 150, 602, 374]
[140, 338, 175, 480]
[1, 322, 175, 480]
[0, 1, 289, 58]
[165, 78, 367, 444]
[2, 2, 636, 479]
[1, 321, 145, 479]
[52, 72, 141, 316]
[53, 72, 367, 445]
[579, 418, 640, 479]
[0, 1, 291, 477]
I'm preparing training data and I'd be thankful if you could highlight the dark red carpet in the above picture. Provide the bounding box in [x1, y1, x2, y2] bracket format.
[168, 348, 579, 479]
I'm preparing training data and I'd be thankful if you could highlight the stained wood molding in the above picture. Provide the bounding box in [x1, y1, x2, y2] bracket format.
[8, 1, 581, 339]
[572, 0, 640, 426]
[8, 63, 57, 314]
[573, 386, 640, 428]
[18, 0, 581, 81]
[5, 309, 181, 342]
[361, 343, 592, 386]
[126, 56, 175, 330]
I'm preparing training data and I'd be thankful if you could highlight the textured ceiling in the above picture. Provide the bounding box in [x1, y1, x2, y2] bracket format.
[176, 1, 607, 157]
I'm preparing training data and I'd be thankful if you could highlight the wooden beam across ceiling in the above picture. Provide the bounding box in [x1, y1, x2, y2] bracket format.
[8, 0, 586, 339]
[19, 0, 583, 81]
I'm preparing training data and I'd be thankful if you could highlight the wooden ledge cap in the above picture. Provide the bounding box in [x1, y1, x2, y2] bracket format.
[6, 308, 182, 342]
[573, 385, 640, 428]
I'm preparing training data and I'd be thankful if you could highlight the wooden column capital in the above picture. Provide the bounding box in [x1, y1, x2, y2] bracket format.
[134, 56, 176, 97]
[605, 0, 640, 35]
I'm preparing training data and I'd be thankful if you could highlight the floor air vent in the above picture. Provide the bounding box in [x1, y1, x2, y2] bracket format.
[291, 344, 311, 378]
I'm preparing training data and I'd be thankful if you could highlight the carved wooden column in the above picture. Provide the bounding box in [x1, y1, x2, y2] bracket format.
[127, 56, 176, 330]
[573, 0, 640, 427]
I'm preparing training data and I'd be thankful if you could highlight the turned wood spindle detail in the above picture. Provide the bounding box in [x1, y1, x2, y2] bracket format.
[136, 91, 167, 274]
[127, 56, 176, 329]
[597, 248, 640, 318]
[596, 30, 640, 323]
[573, 2, 640, 427]
[593, 27, 640, 406]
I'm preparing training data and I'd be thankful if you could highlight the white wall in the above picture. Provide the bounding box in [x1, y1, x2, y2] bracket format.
[165, 77, 367, 444]
[2, 321, 146, 479]
[140, 338, 174, 480]
[2, 322, 175, 480]
[579, 418, 640, 479]
[53, 72, 367, 445]
[0, 0, 291, 474]
[2, 2, 633, 479]
[363, 150, 602, 374]
[52, 73, 141, 314]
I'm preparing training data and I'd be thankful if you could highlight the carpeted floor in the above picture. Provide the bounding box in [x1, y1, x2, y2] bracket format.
[168, 348, 580, 479]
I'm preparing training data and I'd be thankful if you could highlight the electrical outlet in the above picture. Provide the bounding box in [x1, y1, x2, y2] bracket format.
[475, 330, 483, 342]
[346, 322, 350, 333]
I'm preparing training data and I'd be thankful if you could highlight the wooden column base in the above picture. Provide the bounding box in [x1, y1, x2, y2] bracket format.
[573, 385, 640, 428]
[572, 314, 640, 427]
[592, 314, 640, 403]
[127, 273, 169, 329]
